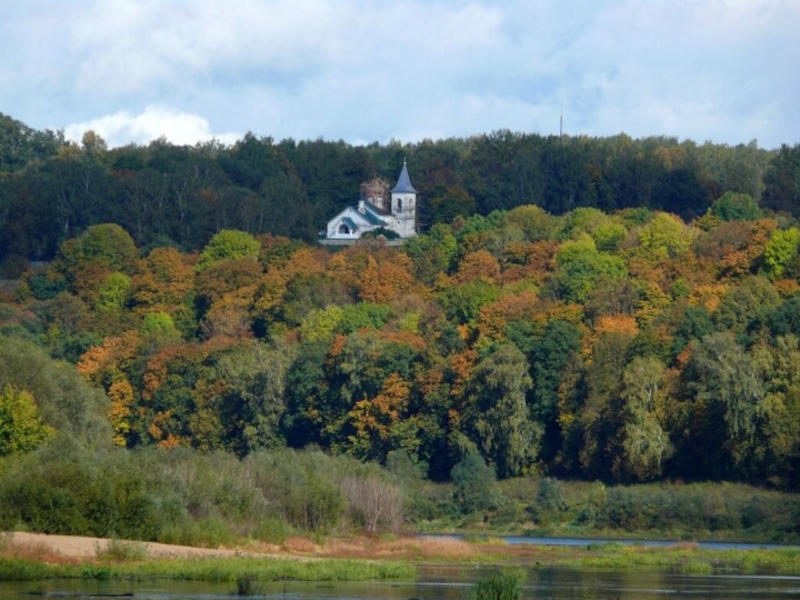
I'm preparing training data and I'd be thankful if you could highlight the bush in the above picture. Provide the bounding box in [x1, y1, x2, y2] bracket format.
[343, 474, 404, 534]
[246, 450, 346, 532]
[159, 516, 234, 548]
[530, 477, 568, 524]
[252, 516, 292, 544]
[0, 450, 170, 539]
[451, 452, 500, 515]
[95, 539, 149, 562]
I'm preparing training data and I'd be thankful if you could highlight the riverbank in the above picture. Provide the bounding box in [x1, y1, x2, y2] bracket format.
[4, 531, 800, 582]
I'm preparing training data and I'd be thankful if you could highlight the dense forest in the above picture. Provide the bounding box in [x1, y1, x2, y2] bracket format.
[2, 109, 800, 274]
[2, 111, 800, 497]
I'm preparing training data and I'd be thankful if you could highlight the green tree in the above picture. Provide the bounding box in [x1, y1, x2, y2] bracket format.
[749, 336, 800, 486]
[216, 339, 295, 455]
[404, 223, 458, 284]
[636, 212, 695, 260]
[450, 450, 500, 514]
[0, 336, 110, 444]
[439, 279, 501, 324]
[95, 271, 132, 312]
[551, 234, 627, 303]
[426, 185, 476, 225]
[762, 143, 800, 215]
[683, 332, 765, 478]
[53, 223, 138, 286]
[464, 344, 538, 477]
[762, 227, 800, 280]
[617, 357, 672, 481]
[710, 191, 762, 222]
[768, 295, 800, 338]
[197, 229, 260, 271]
[506, 319, 582, 463]
[713, 276, 780, 342]
[0, 385, 55, 455]
[140, 311, 180, 338]
[505, 204, 560, 242]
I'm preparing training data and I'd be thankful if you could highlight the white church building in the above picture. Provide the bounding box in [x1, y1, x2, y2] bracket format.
[322, 160, 418, 243]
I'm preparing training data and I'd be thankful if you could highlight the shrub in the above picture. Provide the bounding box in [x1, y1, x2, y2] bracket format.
[451, 452, 500, 515]
[528, 478, 569, 526]
[252, 516, 292, 544]
[159, 516, 234, 548]
[343, 474, 404, 534]
[246, 450, 345, 532]
[95, 539, 149, 562]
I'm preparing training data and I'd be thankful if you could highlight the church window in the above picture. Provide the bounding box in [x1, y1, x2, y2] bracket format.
[397, 198, 402, 211]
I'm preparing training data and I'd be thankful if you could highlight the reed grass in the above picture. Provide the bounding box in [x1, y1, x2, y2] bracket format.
[470, 570, 523, 600]
[0, 555, 416, 582]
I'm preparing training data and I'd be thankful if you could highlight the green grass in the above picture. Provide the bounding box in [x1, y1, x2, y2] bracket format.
[0, 556, 416, 582]
[544, 546, 800, 574]
[470, 570, 523, 600]
[0, 558, 56, 581]
[95, 539, 150, 562]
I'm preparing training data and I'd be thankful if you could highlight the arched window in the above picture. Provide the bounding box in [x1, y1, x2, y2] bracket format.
[397, 198, 402, 211]
[338, 223, 350, 234]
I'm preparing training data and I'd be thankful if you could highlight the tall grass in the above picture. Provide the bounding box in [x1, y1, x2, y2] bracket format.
[0, 556, 416, 582]
[95, 539, 149, 562]
[470, 571, 522, 600]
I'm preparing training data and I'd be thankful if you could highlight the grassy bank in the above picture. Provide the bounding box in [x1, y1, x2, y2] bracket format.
[0, 555, 415, 583]
[4, 443, 800, 549]
[551, 544, 800, 574]
[4, 535, 800, 582]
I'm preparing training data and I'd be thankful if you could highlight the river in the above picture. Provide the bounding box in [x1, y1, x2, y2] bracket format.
[421, 533, 800, 551]
[3, 566, 800, 600]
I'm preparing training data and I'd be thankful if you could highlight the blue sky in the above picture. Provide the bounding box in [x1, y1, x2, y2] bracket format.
[1, 0, 798, 148]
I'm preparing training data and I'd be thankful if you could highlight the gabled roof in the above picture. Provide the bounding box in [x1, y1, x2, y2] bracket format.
[391, 159, 417, 194]
[361, 203, 388, 226]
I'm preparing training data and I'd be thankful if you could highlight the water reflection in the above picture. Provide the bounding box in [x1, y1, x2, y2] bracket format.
[421, 533, 800, 551]
[4, 569, 800, 599]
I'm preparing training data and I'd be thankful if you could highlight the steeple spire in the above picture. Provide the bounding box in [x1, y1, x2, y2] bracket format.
[391, 158, 417, 194]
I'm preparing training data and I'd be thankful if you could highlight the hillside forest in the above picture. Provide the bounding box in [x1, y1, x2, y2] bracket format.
[3, 112, 800, 540]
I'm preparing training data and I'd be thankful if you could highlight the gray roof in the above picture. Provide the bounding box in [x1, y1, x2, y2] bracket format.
[361, 204, 388, 226]
[391, 159, 417, 194]
[342, 217, 359, 231]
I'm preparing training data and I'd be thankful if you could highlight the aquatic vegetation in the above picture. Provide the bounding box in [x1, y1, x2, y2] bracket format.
[470, 570, 523, 600]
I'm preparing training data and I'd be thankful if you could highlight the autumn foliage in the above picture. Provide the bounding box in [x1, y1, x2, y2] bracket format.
[4, 191, 800, 489]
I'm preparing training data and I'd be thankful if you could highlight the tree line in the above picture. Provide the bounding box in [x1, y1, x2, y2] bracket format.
[2, 110, 800, 278]
[3, 183, 800, 488]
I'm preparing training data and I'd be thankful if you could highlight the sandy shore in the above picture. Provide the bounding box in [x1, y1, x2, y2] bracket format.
[2, 531, 489, 563]
[5, 532, 255, 561]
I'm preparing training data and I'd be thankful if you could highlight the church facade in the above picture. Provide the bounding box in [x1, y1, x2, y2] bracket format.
[322, 160, 417, 242]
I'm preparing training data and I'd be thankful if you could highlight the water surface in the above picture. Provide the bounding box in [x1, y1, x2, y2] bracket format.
[4, 567, 800, 600]
[422, 533, 800, 551]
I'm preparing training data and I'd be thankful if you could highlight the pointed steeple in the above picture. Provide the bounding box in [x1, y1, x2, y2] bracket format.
[391, 158, 417, 194]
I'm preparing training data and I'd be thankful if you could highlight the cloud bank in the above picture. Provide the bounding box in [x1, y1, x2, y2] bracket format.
[1, 0, 798, 148]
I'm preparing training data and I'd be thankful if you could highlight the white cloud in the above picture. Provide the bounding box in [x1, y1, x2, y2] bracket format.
[63, 106, 241, 148]
[2, 0, 799, 149]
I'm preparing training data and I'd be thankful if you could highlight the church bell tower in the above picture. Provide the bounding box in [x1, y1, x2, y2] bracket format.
[390, 159, 417, 238]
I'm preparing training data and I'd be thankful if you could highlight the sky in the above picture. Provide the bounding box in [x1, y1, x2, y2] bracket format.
[1, 0, 798, 149]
